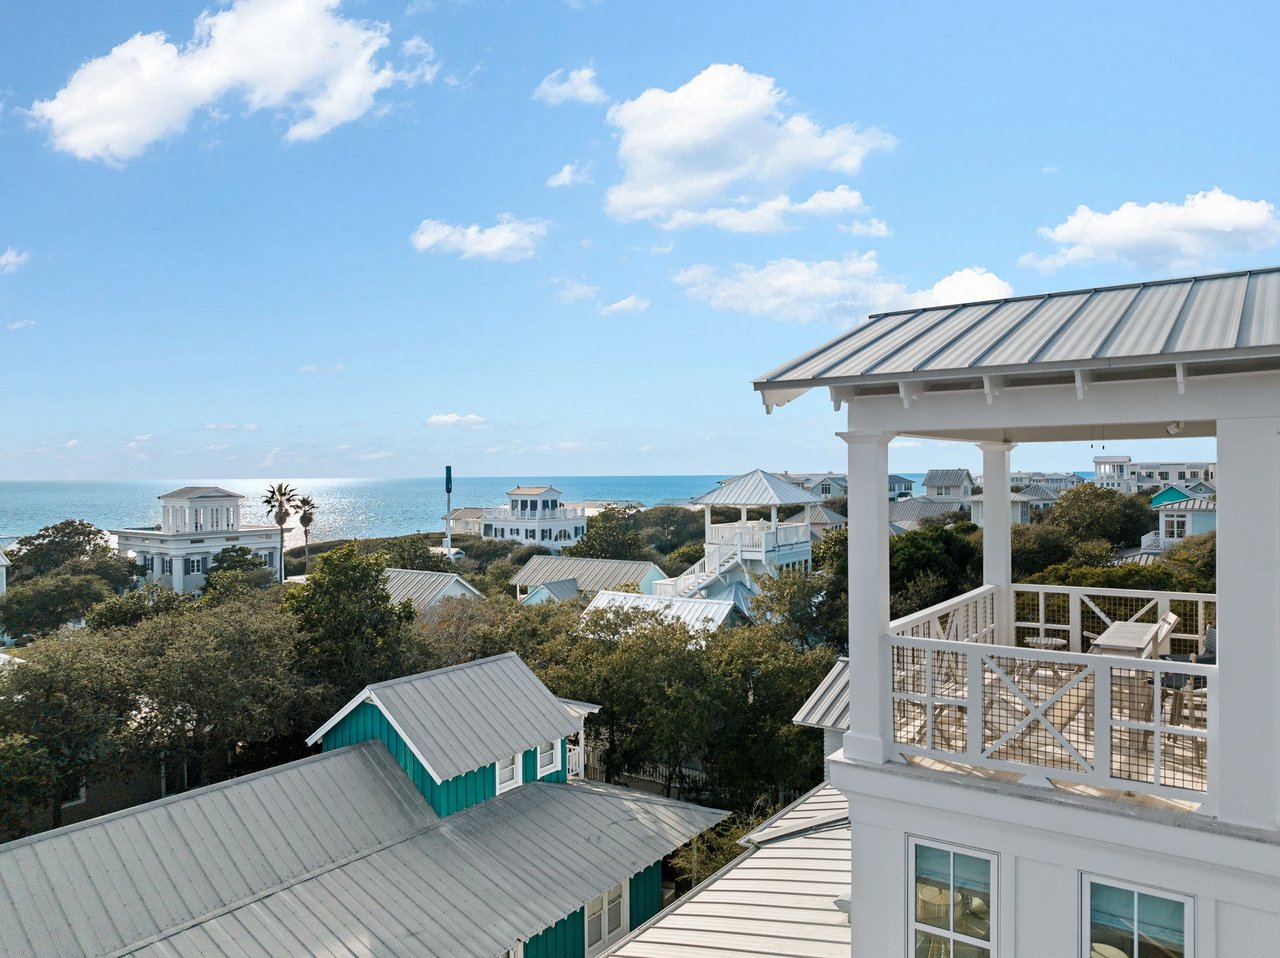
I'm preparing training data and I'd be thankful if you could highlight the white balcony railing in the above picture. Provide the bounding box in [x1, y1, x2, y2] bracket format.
[480, 506, 587, 521]
[568, 743, 584, 779]
[706, 520, 810, 552]
[1013, 583, 1215, 655]
[884, 635, 1213, 801]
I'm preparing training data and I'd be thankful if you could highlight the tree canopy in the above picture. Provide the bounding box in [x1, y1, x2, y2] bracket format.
[562, 506, 648, 561]
[1041, 484, 1155, 547]
[8, 519, 110, 581]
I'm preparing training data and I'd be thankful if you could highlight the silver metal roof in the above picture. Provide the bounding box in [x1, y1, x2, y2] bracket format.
[384, 568, 483, 613]
[1156, 497, 1216, 511]
[1, 743, 724, 958]
[511, 555, 664, 593]
[923, 468, 973, 487]
[691, 469, 823, 507]
[756, 266, 1280, 411]
[507, 485, 559, 495]
[607, 785, 850, 958]
[584, 591, 739, 631]
[533, 577, 582, 602]
[156, 485, 243, 499]
[971, 483, 1058, 503]
[803, 504, 848, 525]
[793, 657, 849, 732]
[888, 496, 961, 523]
[0, 743, 435, 958]
[307, 653, 581, 782]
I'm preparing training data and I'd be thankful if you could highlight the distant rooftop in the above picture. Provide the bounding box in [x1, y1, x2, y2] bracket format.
[692, 469, 823, 507]
[507, 484, 559, 496]
[157, 485, 243, 500]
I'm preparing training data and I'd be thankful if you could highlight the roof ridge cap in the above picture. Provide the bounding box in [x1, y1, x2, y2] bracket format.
[368, 652, 520, 691]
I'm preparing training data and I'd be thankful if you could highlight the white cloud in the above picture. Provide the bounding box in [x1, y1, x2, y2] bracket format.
[605, 64, 894, 227]
[661, 185, 864, 234]
[257, 447, 279, 468]
[29, 0, 436, 164]
[4, 320, 35, 331]
[650, 242, 674, 255]
[205, 421, 258, 430]
[410, 213, 547, 261]
[532, 66, 607, 105]
[300, 363, 346, 373]
[63, 439, 80, 449]
[0, 247, 30, 273]
[204, 442, 231, 450]
[840, 217, 890, 237]
[427, 412, 488, 428]
[551, 278, 598, 303]
[1042, 166, 1060, 175]
[674, 251, 1012, 324]
[546, 161, 592, 188]
[355, 450, 395, 460]
[1020, 188, 1280, 272]
[126, 433, 155, 448]
[601, 294, 649, 315]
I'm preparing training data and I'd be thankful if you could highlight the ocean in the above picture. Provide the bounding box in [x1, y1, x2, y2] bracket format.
[0, 476, 760, 547]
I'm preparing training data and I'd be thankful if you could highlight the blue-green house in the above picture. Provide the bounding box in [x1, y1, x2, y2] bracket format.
[1150, 480, 1217, 507]
[1154, 496, 1217, 544]
[306, 652, 724, 957]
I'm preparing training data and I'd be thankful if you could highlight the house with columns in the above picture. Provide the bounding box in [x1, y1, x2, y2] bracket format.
[755, 265, 1280, 957]
[111, 486, 286, 593]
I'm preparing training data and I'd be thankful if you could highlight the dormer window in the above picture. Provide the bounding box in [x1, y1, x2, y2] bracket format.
[537, 740, 561, 777]
[497, 753, 522, 794]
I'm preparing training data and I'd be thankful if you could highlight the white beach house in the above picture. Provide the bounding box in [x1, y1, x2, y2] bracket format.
[1094, 455, 1217, 494]
[474, 485, 588, 553]
[755, 265, 1280, 957]
[111, 486, 286, 593]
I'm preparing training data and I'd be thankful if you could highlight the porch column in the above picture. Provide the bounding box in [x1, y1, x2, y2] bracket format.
[171, 555, 185, 593]
[978, 441, 1016, 645]
[840, 428, 891, 763]
[1215, 416, 1280, 828]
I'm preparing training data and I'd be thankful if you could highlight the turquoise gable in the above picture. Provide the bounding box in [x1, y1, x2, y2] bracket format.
[321, 701, 567, 816]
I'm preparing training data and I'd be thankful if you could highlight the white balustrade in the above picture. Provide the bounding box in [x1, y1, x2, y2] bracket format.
[1012, 584, 1216, 655]
[889, 584, 1000, 644]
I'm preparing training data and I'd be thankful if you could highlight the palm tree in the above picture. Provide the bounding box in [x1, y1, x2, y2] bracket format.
[262, 483, 300, 583]
[297, 495, 317, 570]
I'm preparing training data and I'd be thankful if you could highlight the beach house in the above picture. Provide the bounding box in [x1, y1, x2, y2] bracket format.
[1094, 455, 1218, 494]
[0, 653, 723, 958]
[970, 481, 1058, 528]
[513, 555, 667, 604]
[110, 486, 286, 593]
[754, 264, 1280, 956]
[922, 468, 974, 505]
[473, 485, 589, 553]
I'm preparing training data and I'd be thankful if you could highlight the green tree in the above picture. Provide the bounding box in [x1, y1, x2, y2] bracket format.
[632, 506, 705, 555]
[0, 734, 56, 841]
[282, 543, 415, 720]
[85, 583, 193, 631]
[51, 546, 143, 593]
[209, 545, 267, 574]
[1162, 531, 1216, 593]
[205, 547, 275, 593]
[670, 809, 767, 887]
[749, 568, 843, 650]
[296, 495, 317, 568]
[562, 506, 647, 561]
[384, 533, 455, 573]
[262, 482, 301, 583]
[889, 526, 981, 615]
[662, 540, 707, 576]
[8, 520, 110, 581]
[0, 574, 113, 640]
[1042, 484, 1154, 547]
[1010, 524, 1074, 580]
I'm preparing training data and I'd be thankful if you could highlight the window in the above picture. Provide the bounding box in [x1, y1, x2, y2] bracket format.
[161, 557, 173, 575]
[541, 528, 551, 541]
[1166, 514, 1187, 539]
[1083, 876, 1191, 958]
[1159, 471, 1169, 480]
[264, 551, 275, 568]
[910, 838, 994, 958]
[496, 753, 521, 794]
[586, 880, 627, 955]
[938, 486, 952, 496]
[1189, 471, 1199, 479]
[820, 482, 832, 495]
[537, 740, 560, 777]
[526, 529, 536, 540]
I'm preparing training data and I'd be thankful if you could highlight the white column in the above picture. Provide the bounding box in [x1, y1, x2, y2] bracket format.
[840, 428, 891, 763]
[1214, 416, 1280, 828]
[978, 442, 1016, 645]
[171, 555, 185, 593]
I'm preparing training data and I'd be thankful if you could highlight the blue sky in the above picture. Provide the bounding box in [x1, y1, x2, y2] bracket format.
[3, 0, 1271, 481]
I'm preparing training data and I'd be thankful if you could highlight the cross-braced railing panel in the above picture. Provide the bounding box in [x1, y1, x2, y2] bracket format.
[889, 584, 999, 644]
[1013, 584, 1216, 655]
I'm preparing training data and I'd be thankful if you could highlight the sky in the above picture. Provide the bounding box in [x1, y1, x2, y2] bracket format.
[4, 0, 1273, 481]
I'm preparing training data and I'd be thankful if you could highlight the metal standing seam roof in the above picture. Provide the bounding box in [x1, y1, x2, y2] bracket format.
[971, 483, 1059, 504]
[511, 555, 664, 593]
[443, 507, 485, 520]
[793, 657, 849, 732]
[1156, 497, 1217, 511]
[691, 469, 824, 507]
[803, 504, 848, 525]
[888, 496, 962, 523]
[156, 485, 243, 499]
[923, 468, 973, 488]
[384, 567, 483, 612]
[507, 485, 559, 496]
[0, 742, 725, 958]
[606, 785, 850, 958]
[530, 578, 583, 602]
[307, 653, 582, 783]
[755, 266, 1280, 410]
[584, 591, 740, 631]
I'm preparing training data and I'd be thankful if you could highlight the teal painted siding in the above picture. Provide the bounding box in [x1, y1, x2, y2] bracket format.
[321, 702, 496, 817]
[522, 739, 570, 785]
[628, 862, 663, 928]
[525, 909, 584, 958]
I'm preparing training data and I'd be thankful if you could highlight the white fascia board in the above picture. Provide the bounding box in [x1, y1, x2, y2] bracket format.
[305, 687, 376, 746]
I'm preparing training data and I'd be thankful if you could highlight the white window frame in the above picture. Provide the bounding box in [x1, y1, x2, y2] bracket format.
[496, 753, 522, 794]
[907, 836, 997, 958]
[499, 944, 524, 958]
[537, 740, 561, 777]
[61, 784, 87, 809]
[585, 879, 628, 957]
[1080, 874, 1193, 958]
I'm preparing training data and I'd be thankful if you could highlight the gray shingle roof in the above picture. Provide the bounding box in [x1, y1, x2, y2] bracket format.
[0, 742, 725, 958]
[512, 555, 663, 593]
[756, 265, 1280, 411]
[692, 469, 823, 507]
[607, 785, 849, 958]
[793, 657, 849, 732]
[156, 485, 243, 500]
[923, 468, 973, 488]
[307, 653, 581, 782]
[584, 591, 739, 631]
[384, 568, 483, 612]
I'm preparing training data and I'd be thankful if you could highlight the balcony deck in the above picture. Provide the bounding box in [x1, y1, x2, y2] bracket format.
[881, 584, 1216, 811]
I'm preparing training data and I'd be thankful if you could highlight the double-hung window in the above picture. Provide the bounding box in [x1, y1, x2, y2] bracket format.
[1083, 876, 1191, 958]
[537, 740, 560, 777]
[585, 880, 627, 956]
[910, 837, 995, 957]
[496, 753, 521, 794]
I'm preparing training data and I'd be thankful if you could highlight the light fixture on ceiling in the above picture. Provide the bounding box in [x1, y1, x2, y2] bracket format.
[1166, 421, 1185, 436]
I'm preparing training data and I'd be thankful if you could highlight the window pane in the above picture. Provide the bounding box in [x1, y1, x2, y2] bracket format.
[952, 944, 989, 958]
[587, 913, 602, 947]
[1090, 882, 1135, 955]
[1137, 893, 1185, 958]
[915, 845, 953, 930]
[954, 854, 991, 941]
[607, 898, 622, 933]
[915, 930, 950, 958]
